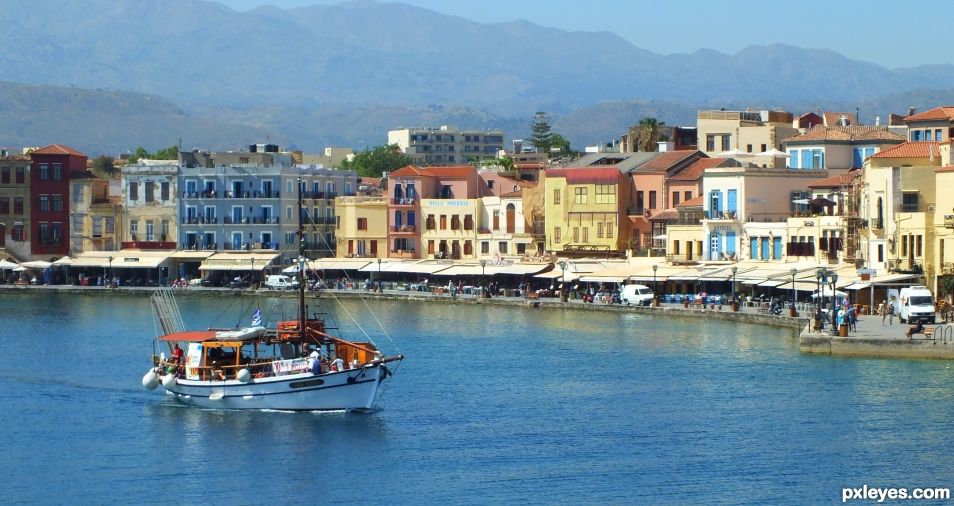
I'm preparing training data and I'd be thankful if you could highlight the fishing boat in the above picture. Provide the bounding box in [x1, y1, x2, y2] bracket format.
[141, 178, 403, 411]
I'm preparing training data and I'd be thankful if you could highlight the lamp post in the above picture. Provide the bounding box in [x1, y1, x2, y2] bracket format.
[830, 272, 840, 335]
[816, 268, 824, 330]
[789, 267, 797, 317]
[108, 255, 113, 288]
[732, 266, 738, 311]
[480, 259, 488, 299]
[652, 264, 658, 307]
[377, 257, 382, 292]
[558, 260, 567, 303]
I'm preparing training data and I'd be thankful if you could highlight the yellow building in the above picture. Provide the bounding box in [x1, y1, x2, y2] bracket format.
[0, 154, 31, 260]
[696, 109, 797, 166]
[861, 142, 941, 284]
[334, 195, 387, 258]
[420, 198, 479, 259]
[665, 195, 704, 263]
[69, 177, 123, 254]
[544, 166, 630, 255]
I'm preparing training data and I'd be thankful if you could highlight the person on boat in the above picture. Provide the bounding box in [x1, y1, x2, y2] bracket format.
[330, 354, 345, 372]
[307, 347, 322, 375]
[211, 361, 225, 381]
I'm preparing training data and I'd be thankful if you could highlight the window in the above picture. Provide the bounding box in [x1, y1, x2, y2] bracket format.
[426, 214, 436, 230]
[636, 191, 644, 211]
[161, 220, 168, 240]
[597, 222, 604, 238]
[39, 195, 49, 212]
[161, 182, 170, 201]
[554, 227, 561, 243]
[0, 197, 7, 214]
[38, 222, 49, 243]
[130, 220, 138, 240]
[877, 243, 884, 262]
[488, 180, 494, 189]
[574, 187, 588, 204]
[440, 215, 447, 230]
[12, 223, 24, 241]
[649, 191, 657, 210]
[595, 185, 615, 204]
[573, 227, 579, 242]
[901, 235, 907, 257]
[14, 197, 23, 215]
[15, 167, 24, 184]
[464, 214, 474, 230]
[912, 130, 922, 141]
[1, 167, 8, 183]
[674, 240, 680, 255]
[553, 188, 561, 205]
[481, 241, 489, 254]
[357, 218, 367, 230]
[428, 240, 435, 255]
[129, 182, 139, 201]
[146, 220, 155, 241]
[582, 227, 588, 243]
[39, 164, 49, 180]
[672, 192, 680, 206]
[917, 235, 923, 257]
[147, 182, 157, 202]
[684, 191, 692, 201]
[706, 135, 716, 152]
[451, 215, 461, 230]
[761, 144, 767, 152]
[746, 144, 753, 153]
[902, 192, 919, 212]
[51, 163, 61, 180]
[606, 222, 614, 238]
[721, 135, 730, 152]
[936, 129, 943, 141]
[52, 194, 63, 212]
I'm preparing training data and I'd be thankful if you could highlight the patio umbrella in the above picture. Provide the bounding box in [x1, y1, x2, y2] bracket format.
[811, 288, 848, 298]
[52, 256, 73, 266]
[758, 148, 790, 157]
[21, 260, 52, 269]
[0, 259, 19, 270]
[718, 148, 755, 158]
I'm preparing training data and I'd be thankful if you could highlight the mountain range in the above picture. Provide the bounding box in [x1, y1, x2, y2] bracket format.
[1, 0, 953, 155]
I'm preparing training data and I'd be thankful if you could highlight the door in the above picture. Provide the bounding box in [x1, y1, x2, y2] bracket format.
[750, 238, 759, 260]
[261, 232, 272, 249]
[506, 204, 516, 233]
[727, 189, 737, 213]
[231, 233, 242, 250]
[709, 232, 721, 260]
[370, 240, 378, 256]
[773, 237, 783, 259]
[262, 180, 273, 197]
[761, 238, 770, 259]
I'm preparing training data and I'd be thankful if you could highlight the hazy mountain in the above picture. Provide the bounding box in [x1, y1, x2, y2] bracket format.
[4, 0, 954, 115]
[3, 0, 954, 153]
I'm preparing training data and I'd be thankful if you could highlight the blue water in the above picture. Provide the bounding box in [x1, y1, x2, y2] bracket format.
[1, 292, 952, 505]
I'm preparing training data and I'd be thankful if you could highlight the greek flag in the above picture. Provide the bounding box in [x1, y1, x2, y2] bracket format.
[251, 308, 262, 327]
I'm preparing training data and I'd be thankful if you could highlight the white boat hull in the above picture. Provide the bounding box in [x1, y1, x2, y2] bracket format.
[163, 364, 389, 411]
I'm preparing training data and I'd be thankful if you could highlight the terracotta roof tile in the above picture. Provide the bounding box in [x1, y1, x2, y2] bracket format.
[631, 150, 696, 173]
[389, 165, 474, 178]
[546, 167, 620, 184]
[668, 157, 726, 181]
[870, 141, 941, 159]
[648, 209, 679, 221]
[807, 172, 858, 189]
[0, 154, 30, 161]
[31, 144, 86, 156]
[677, 195, 704, 207]
[935, 165, 954, 173]
[823, 112, 856, 126]
[783, 125, 905, 143]
[904, 106, 954, 122]
[500, 190, 523, 198]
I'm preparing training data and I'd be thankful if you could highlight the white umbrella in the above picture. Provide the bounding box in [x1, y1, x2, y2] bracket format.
[757, 148, 790, 157]
[20, 260, 52, 269]
[0, 259, 18, 270]
[13, 266, 26, 272]
[718, 148, 755, 158]
[811, 288, 848, 298]
[52, 256, 73, 266]
[652, 234, 667, 240]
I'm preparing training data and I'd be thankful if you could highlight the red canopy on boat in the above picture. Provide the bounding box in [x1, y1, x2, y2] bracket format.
[159, 330, 218, 342]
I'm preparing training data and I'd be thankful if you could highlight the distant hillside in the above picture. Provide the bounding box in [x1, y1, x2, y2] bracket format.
[3, 0, 954, 116]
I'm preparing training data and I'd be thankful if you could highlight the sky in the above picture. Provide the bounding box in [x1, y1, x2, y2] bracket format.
[216, 0, 947, 68]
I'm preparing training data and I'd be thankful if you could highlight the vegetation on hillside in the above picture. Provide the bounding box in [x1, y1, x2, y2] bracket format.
[338, 144, 410, 177]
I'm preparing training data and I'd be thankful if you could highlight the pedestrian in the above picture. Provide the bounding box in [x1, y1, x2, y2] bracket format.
[888, 301, 894, 325]
[848, 305, 857, 332]
[880, 300, 887, 325]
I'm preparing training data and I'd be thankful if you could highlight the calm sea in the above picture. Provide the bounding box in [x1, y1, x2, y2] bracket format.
[1, 292, 952, 505]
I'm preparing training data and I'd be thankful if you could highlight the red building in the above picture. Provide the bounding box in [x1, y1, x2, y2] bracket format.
[29, 144, 87, 257]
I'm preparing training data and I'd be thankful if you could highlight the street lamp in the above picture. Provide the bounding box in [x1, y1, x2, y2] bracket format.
[652, 264, 658, 307]
[480, 259, 488, 298]
[816, 268, 825, 330]
[558, 260, 567, 303]
[790, 267, 797, 309]
[108, 255, 113, 288]
[830, 272, 840, 335]
[732, 265, 738, 303]
[377, 257, 382, 291]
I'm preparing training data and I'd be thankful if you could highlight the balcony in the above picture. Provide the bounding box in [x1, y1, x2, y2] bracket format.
[390, 197, 417, 206]
[390, 225, 417, 233]
[707, 210, 738, 221]
[390, 249, 417, 258]
[945, 215, 954, 229]
[181, 217, 219, 225]
[122, 240, 176, 250]
[220, 217, 281, 225]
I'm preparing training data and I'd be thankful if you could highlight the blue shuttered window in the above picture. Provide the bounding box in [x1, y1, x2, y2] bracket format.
[726, 231, 736, 254]
[773, 237, 783, 259]
[727, 189, 738, 213]
[761, 238, 770, 259]
[751, 239, 759, 260]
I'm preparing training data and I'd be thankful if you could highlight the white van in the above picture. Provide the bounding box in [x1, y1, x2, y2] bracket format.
[896, 285, 935, 324]
[620, 284, 654, 306]
[264, 275, 297, 290]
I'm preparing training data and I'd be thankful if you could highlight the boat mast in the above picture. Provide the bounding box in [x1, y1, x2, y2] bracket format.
[297, 176, 306, 338]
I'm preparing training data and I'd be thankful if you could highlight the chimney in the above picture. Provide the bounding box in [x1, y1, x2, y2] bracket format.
[908, 106, 917, 116]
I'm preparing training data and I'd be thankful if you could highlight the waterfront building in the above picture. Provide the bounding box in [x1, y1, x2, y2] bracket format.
[301, 147, 354, 168]
[122, 159, 178, 249]
[70, 175, 123, 254]
[619, 124, 697, 152]
[696, 109, 798, 167]
[334, 195, 387, 258]
[0, 153, 32, 260]
[652, 156, 731, 258]
[932, 148, 954, 295]
[29, 144, 87, 259]
[903, 106, 954, 142]
[701, 165, 826, 261]
[388, 125, 504, 165]
[665, 196, 704, 264]
[860, 141, 940, 280]
[784, 172, 861, 266]
[628, 150, 707, 254]
[544, 165, 632, 256]
[782, 125, 904, 170]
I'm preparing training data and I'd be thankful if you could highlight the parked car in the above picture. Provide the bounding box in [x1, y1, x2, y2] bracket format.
[620, 284, 654, 306]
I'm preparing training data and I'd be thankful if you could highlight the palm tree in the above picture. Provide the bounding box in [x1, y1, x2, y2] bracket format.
[636, 117, 665, 152]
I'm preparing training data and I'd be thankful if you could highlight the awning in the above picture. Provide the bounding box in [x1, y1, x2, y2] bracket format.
[307, 258, 371, 271]
[199, 252, 279, 271]
[20, 260, 52, 269]
[0, 259, 20, 269]
[71, 250, 174, 269]
[433, 264, 485, 276]
[579, 275, 625, 283]
[356, 260, 452, 275]
[52, 256, 73, 266]
[843, 282, 871, 290]
[168, 251, 215, 260]
[485, 263, 550, 276]
[757, 280, 786, 287]
[534, 269, 579, 282]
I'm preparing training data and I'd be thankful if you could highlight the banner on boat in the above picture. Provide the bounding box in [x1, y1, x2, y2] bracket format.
[186, 343, 203, 380]
[272, 358, 309, 375]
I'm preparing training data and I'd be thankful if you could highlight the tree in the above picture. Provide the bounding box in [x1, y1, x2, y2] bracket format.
[338, 144, 410, 177]
[90, 155, 116, 178]
[127, 145, 178, 163]
[550, 133, 573, 156]
[636, 117, 665, 152]
[531, 111, 554, 152]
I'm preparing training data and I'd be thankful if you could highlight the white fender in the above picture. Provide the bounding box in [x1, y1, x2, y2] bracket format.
[142, 370, 159, 390]
[236, 368, 251, 383]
